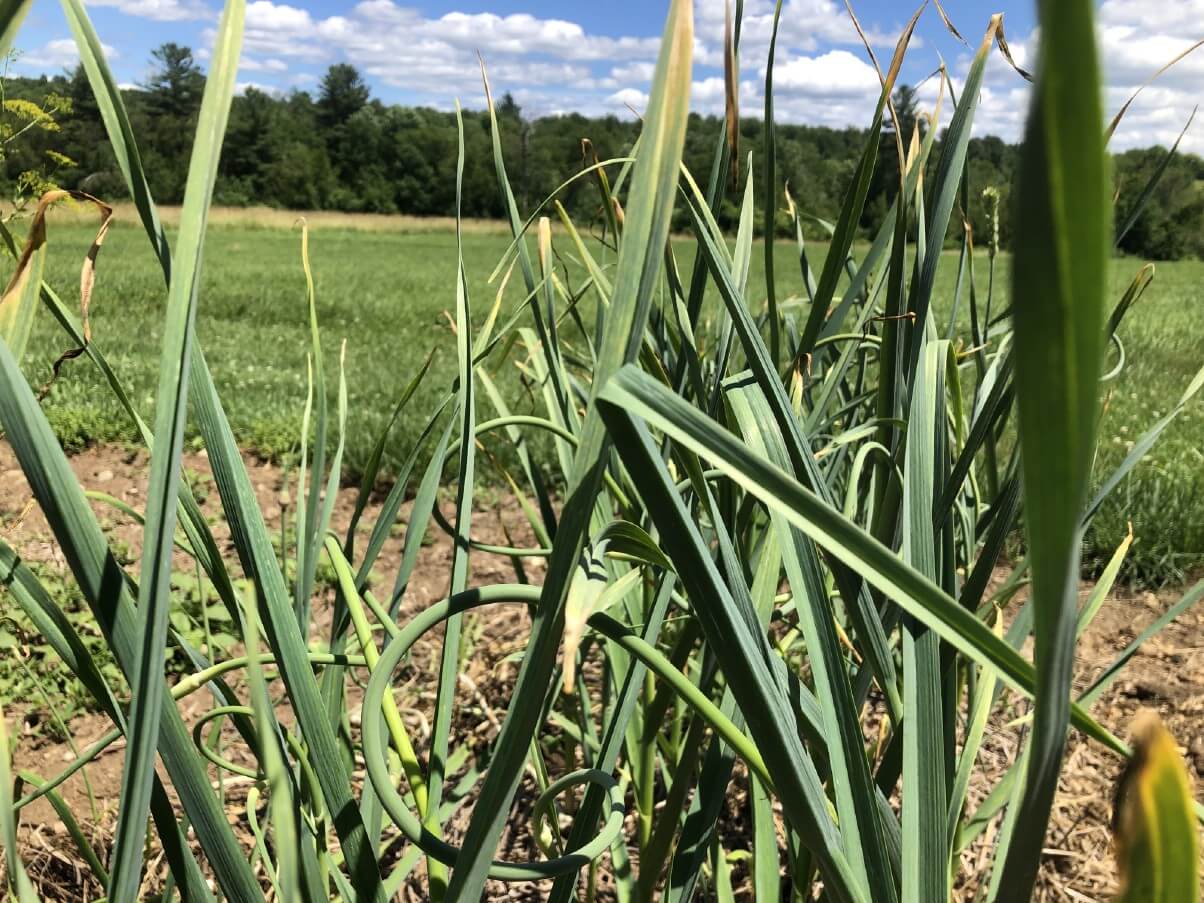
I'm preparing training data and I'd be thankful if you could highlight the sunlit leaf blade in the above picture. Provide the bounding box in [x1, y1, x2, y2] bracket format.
[901, 340, 949, 902]
[1076, 527, 1132, 637]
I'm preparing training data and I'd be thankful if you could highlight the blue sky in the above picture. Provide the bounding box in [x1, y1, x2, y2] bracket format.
[10, 1, 1203, 151]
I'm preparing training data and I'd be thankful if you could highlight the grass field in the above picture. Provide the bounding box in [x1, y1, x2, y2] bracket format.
[21, 212, 1204, 583]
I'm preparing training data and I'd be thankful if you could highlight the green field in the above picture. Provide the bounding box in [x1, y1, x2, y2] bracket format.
[23, 215, 1204, 583]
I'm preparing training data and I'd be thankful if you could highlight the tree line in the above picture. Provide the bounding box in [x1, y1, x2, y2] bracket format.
[4, 43, 1202, 260]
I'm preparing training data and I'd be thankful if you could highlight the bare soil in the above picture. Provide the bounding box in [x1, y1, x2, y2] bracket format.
[0, 442, 1200, 901]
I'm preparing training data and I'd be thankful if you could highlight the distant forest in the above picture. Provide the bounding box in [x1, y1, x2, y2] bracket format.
[4, 43, 1203, 259]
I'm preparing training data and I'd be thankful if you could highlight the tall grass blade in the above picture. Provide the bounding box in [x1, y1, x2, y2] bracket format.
[796, 6, 922, 356]
[762, 0, 783, 366]
[60, 5, 386, 894]
[1084, 366, 1204, 523]
[3, 2, 1189, 899]
[547, 578, 676, 902]
[443, 3, 692, 897]
[1115, 108, 1197, 246]
[294, 223, 330, 627]
[0, 199, 50, 365]
[905, 16, 1002, 382]
[682, 174, 900, 714]
[243, 596, 302, 901]
[1080, 580, 1204, 708]
[106, 4, 243, 897]
[190, 350, 387, 899]
[630, 421, 864, 898]
[424, 102, 476, 900]
[729, 381, 896, 899]
[60, 0, 171, 275]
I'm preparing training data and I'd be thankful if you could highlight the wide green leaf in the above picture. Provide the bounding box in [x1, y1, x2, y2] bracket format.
[994, 0, 1111, 896]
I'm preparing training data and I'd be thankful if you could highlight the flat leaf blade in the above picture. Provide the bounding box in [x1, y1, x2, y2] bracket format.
[996, 0, 1111, 895]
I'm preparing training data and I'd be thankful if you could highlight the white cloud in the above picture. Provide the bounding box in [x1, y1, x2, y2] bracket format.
[1098, 27, 1204, 153]
[688, 76, 760, 116]
[22, 0, 1200, 151]
[85, 0, 212, 22]
[234, 0, 660, 103]
[772, 49, 880, 98]
[611, 61, 656, 84]
[426, 12, 601, 58]
[17, 38, 118, 70]
[967, 4, 1204, 153]
[214, 0, 898, 118]
[691, 76, 728, 106]
[1099, 0, 1204, 34]
[246, 0, 317, 33]
[240, 56, 289, 73]
[120, 0, 915, 121]
[606, 87, 648, 115]
[241, 1, 328, 60]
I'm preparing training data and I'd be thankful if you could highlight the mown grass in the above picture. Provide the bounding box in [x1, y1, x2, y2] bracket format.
[44, 202, 516, 234]
[23, 216, 1203, 582]
[1080, 259, 1204, 582]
